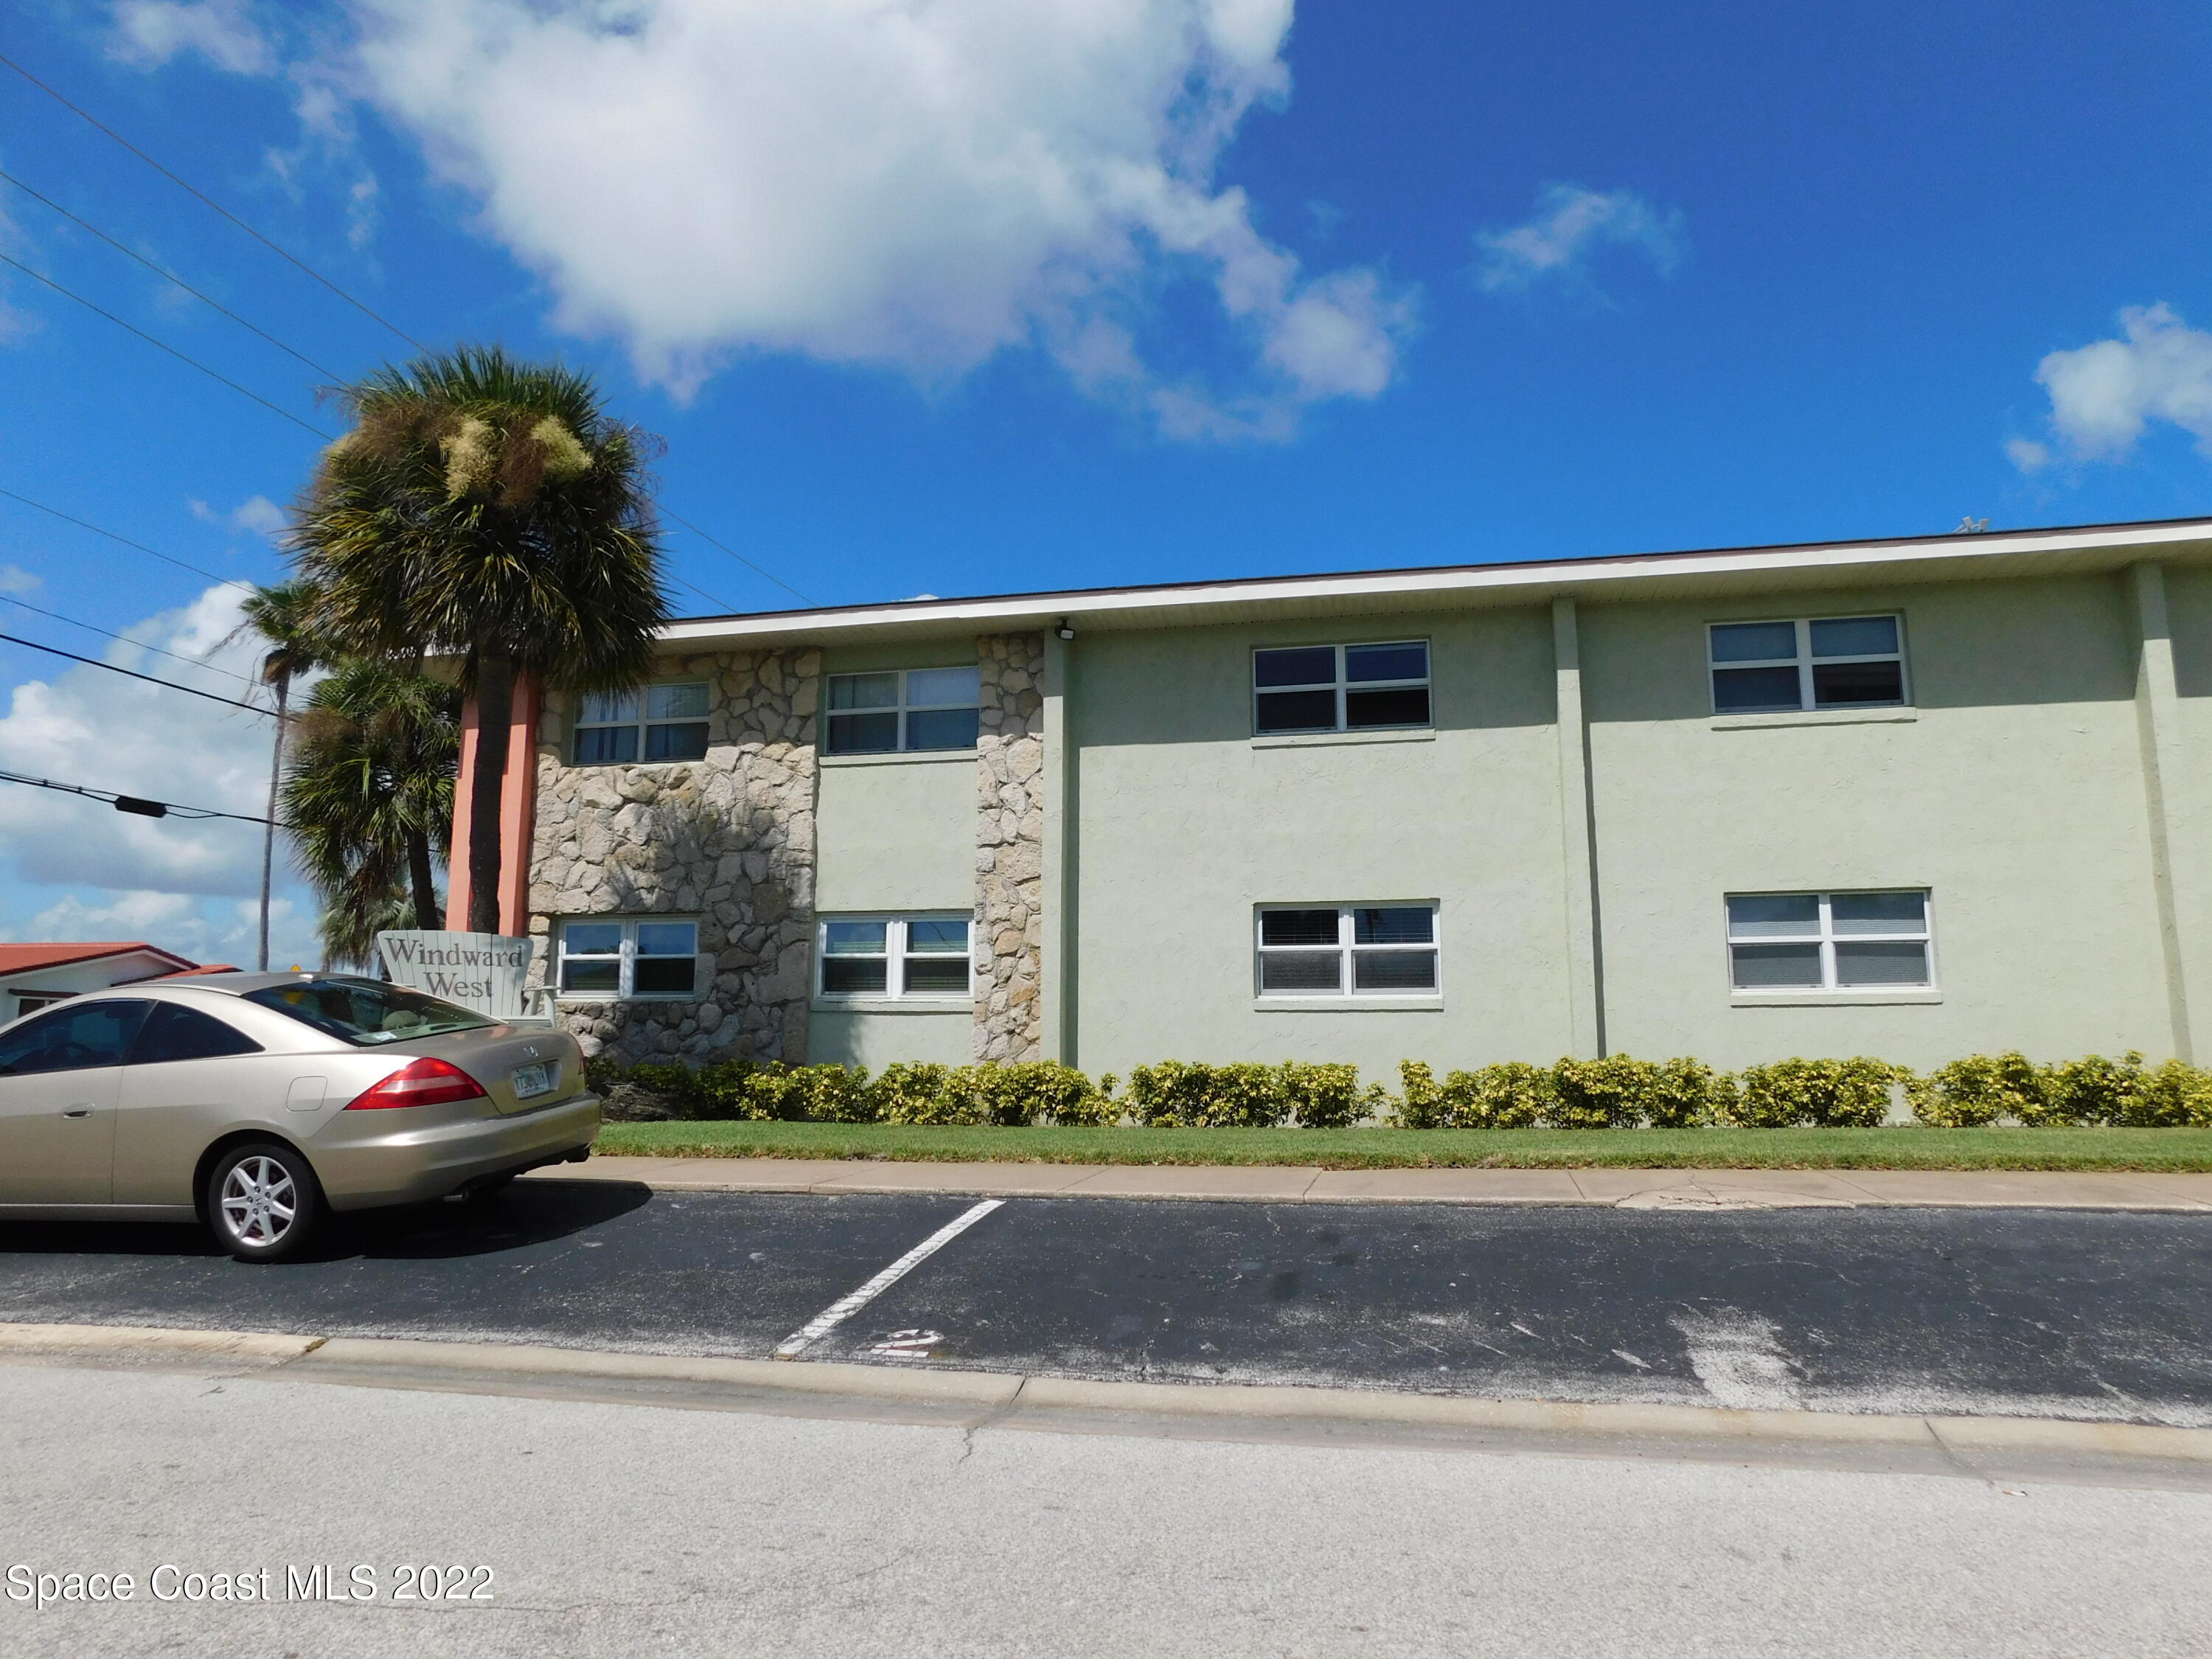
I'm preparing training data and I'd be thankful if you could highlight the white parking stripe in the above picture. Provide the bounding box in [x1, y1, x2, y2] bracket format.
[773, 1200, 1004, 1360]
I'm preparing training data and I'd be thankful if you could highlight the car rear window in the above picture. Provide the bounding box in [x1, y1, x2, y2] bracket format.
[243, 978, 494, 1046]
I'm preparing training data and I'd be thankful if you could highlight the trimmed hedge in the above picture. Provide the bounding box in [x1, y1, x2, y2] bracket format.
[582, 1049, 2212, 1129]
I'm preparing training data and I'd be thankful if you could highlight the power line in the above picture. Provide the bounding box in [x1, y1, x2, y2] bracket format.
[0, 252, 332, 439]
[0, 766, 273, 827]
[1, 50, 809, 611]
[661, 508, 815, 606]
[0, 592, 260, 686]
[0, 629, 273, 715]
[0, 487, 251, 590]
[0, 48, 431, 355]
[0, 166, 342, 380]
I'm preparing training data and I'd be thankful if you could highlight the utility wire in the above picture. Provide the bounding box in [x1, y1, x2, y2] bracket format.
[0, 167, 342, 380]
[0, 487, 251, 591]
[2, 50, 804, 611]
[0, 164, 341, 380]
[0, 629, 272, 716]
[0, 766, 273, 826]
[0, 592, 260, 686]
[661, 508, 815, 606]
[0, 49, 431, 355]
[0, 252, 332, 439]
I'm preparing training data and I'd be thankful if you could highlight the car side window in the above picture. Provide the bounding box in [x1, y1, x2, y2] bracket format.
[0, 999, 150, 1077]
[128, 1003, 264, 1065]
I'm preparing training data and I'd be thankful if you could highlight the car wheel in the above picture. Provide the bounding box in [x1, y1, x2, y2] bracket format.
[205, 1142, 322, 1264]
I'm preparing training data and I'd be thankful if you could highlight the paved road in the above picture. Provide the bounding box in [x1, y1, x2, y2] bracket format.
[4, 1360, 2210, 1659]
[4, 1181, 2211, 1424]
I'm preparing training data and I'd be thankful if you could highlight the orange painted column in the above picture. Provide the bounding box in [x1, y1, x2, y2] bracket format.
[445, 678, 542, 936]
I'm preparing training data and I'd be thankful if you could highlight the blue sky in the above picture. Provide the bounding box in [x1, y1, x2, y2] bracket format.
[0, 0, 2208, 963]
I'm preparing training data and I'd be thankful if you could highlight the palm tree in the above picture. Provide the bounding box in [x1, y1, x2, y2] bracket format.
[282, 660, 461, 967]
[231, 579, 329, 971]
[288, 347, 668, 933]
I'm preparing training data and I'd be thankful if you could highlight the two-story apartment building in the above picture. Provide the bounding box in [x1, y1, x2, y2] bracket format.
[445, 516, 2212, 1081]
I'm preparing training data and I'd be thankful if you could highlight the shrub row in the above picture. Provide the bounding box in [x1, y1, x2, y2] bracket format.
[583, 1050, 2212, 1129]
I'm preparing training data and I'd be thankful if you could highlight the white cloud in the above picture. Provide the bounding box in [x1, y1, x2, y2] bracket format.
[0, 566, 41, 596]
[340, 0, 1411, 437]
[0, 585, 282, 900]
[2022, 303, 2212, 466]
[1475, 184, 1686, 293]
[2005, 438, 2051, 474]
[108, 0, 277, 75]
[189, 494, 289, 541]
[229, 495, 288, 541]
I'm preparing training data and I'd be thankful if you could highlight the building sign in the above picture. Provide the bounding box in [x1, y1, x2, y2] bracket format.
[375, 931, 537, 1020]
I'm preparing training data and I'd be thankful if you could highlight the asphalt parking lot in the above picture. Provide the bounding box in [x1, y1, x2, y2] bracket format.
[4, 1180, 2211, 1424]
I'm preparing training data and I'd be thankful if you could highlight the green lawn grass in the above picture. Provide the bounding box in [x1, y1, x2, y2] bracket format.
[593, 1120, 2212, 1172]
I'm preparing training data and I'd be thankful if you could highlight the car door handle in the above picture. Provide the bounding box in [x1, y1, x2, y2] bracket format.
[62, 1107, 92, 1119]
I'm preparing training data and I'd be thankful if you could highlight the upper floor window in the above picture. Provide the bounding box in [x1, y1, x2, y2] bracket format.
[1726, 891, 1933, 991]
[556, 918, 699, 999]
[1253, 641, 1430, 736]
[1256, 903, 1439, 996]
[824, 667, 981, 755]
[574, 682, 709, 764]
[1708, 616, 1905, 714]
[817, 915, 972, 999]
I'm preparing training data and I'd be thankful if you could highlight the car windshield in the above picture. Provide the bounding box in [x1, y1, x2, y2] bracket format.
[243, 978, 495, 1046]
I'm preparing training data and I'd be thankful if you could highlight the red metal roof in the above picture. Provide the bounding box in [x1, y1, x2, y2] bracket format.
[0, 942, 198, 976]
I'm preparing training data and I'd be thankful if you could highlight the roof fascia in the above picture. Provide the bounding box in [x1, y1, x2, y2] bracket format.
[658, 518, 2212, 651]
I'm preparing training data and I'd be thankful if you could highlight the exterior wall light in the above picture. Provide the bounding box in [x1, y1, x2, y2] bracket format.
[1055, 620, 1077, 640]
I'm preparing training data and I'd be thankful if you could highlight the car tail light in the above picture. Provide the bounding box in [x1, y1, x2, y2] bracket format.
[343, 1057, 488, 1110]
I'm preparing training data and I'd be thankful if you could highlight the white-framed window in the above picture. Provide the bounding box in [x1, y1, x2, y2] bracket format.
[574, 682, 711, 764]
[1725, 891, 1933, 991]
[1708, 616, 1906, 714]
[817, 915, 973, 999]
[1255, 903, 1440, 996]
[824, 667, 981, 755]
[10, 991, 70, 1020]
[555, 917, 700, 999]
[1253, 641, 1430, 736]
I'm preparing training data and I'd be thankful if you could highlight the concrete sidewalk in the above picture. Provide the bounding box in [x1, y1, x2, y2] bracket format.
[526, 1155, 2212, 1210]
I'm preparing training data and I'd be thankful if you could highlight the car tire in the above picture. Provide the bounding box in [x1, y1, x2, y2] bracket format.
[204, 1141, 323, 1264]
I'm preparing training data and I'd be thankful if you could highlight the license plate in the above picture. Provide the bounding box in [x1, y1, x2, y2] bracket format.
[510, 1062, 555, 1100]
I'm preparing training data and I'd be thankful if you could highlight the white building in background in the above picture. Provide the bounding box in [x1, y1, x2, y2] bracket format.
[0, 943, 206, 1024]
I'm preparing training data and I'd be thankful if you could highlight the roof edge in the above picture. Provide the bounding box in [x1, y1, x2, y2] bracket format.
[660, 515, 2212, 644]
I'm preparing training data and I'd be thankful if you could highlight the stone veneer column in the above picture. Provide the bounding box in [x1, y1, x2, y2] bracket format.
[974, 633, 1046, 1062]
[524, 648, 821, 1064]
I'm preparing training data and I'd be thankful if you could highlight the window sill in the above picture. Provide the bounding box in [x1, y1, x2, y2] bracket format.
[819, 749, 975, 769]
[1253, 996, 1444, 1012]
[1711, 708, 1917, 731]
[810, 998, 972, 1015]
[1731, 989, 1943, 1006]
[1252, 726, 1435, 750]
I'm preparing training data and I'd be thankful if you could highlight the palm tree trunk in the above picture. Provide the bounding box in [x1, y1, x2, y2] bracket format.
[467, 653, 513, 935]
[408, 829, 439, 928]
[258, 675, 289, 971]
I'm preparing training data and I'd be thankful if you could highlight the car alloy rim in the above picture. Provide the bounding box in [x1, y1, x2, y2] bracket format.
[219, 1156, 296, 1246]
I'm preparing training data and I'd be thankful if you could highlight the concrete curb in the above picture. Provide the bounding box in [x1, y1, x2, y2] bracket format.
[528, 1157, 2212, 1212]
[5, 1319, 2211, 1484]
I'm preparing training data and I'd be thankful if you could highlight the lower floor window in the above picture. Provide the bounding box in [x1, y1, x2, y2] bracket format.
[1256, 904, 1439, 995]
[818, 915, 972, 999]
[557, 918, 700, 998]
[1726, 891, 1933, 990]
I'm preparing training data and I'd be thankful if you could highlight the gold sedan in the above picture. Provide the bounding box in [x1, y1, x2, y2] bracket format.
[0, 973, 601, 1262]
